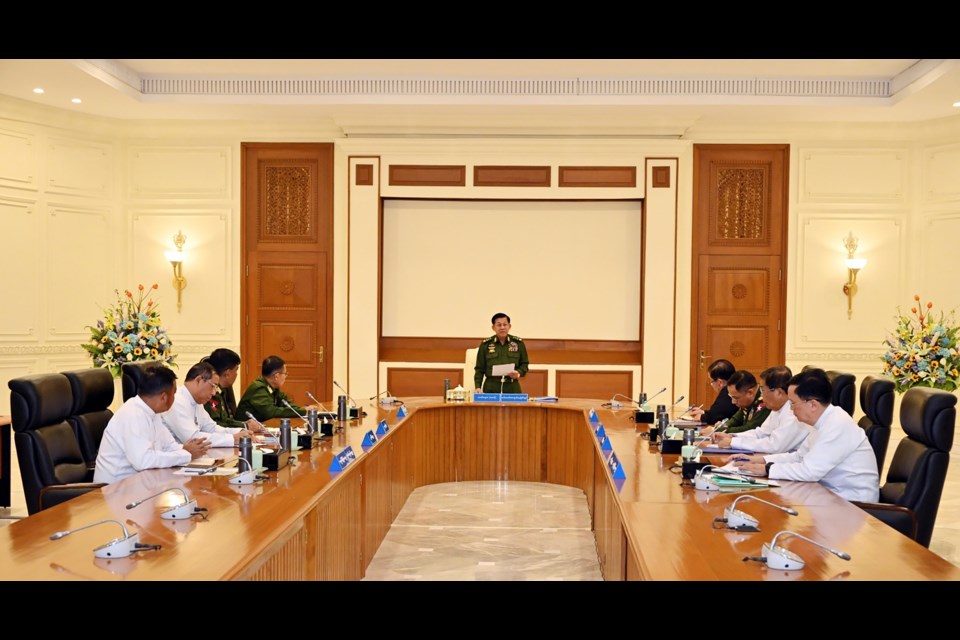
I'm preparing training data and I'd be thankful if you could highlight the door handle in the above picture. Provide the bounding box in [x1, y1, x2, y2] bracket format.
[699, 350, 710, 369]
[312, 346, 323, 363]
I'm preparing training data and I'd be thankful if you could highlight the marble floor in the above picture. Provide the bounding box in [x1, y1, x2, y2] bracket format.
[362, 481, 603, 581]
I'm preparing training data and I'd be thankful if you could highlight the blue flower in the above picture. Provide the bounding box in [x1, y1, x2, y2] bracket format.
[917, 361, 929, 371]
[934, 326, 946, 335]
[939, 348, 951, 357]
[896, 359, 906, 368]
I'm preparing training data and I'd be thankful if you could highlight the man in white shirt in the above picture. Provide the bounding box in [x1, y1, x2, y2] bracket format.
[94, 365, 211, 484]
[732, 368, 879, 502]
[162, 361, 256, 448]
[713, 365, 810, 454]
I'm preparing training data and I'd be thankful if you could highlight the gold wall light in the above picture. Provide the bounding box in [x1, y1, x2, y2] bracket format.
[841, 231, 866, 320]
[164, 230, 187, 313]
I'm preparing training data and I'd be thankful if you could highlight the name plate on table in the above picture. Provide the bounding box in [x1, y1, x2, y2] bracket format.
[329, 446, 357, 472]
[376, 419, 389, 436]
[361, 430, 378, 447]
[600, 435, 613, 452]
[397, 405, 408, 419]
[589, 408, 599, 423]
[594, 424, 606, 440]
[473, 393, 529, 403]
[607, 452, 626, 479]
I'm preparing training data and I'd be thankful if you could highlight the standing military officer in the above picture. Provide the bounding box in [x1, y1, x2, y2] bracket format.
[474, 313, 529, 394]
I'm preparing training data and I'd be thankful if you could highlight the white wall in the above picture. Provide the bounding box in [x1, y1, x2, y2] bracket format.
[2, 94, 959, 415]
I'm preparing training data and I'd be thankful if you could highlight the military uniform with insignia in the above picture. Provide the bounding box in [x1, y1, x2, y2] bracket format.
[716, 387, 770, 434]
[474, 334, 529, 394]
[204, 388, 246, 429]
[235, 376, 306, 422]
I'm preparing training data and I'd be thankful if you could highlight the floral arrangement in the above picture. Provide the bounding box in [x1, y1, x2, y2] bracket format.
[882, 295, 960, 393]
[81, 284, 176, 377]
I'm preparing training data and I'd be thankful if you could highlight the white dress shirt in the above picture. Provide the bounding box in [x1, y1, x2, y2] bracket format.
[764, 404, 879, 502]
[162, 384, 240, 448]
[94, 395, 191, 484]
[730, 400, 811, 454]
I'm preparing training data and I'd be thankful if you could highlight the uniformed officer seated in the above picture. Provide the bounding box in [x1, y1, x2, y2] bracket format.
[236, 355, 316, 422]
[474, 313, 529, 394]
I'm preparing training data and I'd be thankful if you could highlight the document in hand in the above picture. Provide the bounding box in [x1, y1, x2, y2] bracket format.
[491, 363, 515, 377]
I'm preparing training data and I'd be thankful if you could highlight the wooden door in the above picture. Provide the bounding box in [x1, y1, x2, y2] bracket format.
[241, 143, 334, 403]
[690, 144, 788, 403]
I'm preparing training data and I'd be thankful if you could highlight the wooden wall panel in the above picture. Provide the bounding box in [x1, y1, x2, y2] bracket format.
[355, 164, 373, 186]
[390, 428, 415, 520]
[412, 408, 457, 487]
[388, 164, 466, 186]
[626, 542, 645, 580]
[474, 165, 551, 187]
[316, 470, 363, 580]
[523, 369, 548, 397]
[556, 370, 633, 399]
[455, 406, 545, 482]
[387, 367, 464, 398]
[545, 409, 595, 503]
[361, 440, 393, 571]
[237, 521, 307, 581]
[592, 461, 626, 581]
[559, 166, 636, 187]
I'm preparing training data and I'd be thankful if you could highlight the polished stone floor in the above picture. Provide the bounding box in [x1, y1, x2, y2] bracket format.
[362, 481, 603, 581]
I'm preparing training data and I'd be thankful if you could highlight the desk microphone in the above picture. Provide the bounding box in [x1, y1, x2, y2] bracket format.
[668, 395, 685, 413]
[694, 465, 721, 491]
[718, 494, 798, 531]
[334, 380, 366, 417]
[281, 399, 311, 427]
[49, 519, 155, 558]
[641, 387, 667, 406]
[230, 456, 269, 485]
[751, 530, 851, 571]
[126, 487, 206, 520]
[369, 389, 397, 405]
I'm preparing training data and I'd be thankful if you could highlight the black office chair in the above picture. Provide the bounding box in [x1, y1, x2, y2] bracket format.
[63, 367, 114, 468]
[8, 373, 105, 515]
[852, 386, 957, 548]
[825, 370, 856, 417]
[857, 375, 895, 477]
[121, 361, 157, 402]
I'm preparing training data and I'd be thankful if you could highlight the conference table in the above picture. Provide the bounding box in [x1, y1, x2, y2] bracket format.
[0, 397, 957, 581]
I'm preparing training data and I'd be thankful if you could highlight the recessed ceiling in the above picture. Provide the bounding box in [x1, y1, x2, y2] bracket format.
[1, 58, 958, 136]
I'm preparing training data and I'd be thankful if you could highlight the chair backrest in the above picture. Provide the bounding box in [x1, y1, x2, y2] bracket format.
[881, 386, 957, 548]
[825, 370, 856, 416]
[121, 361, 157, 402]
[63, 368, 114, 466]
[857, 375, 895, 476]
[8, 373, 90, 515]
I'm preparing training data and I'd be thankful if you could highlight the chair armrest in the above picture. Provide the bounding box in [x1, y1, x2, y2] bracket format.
[851, 501, 919, 542]
[38, 483, 107, 512]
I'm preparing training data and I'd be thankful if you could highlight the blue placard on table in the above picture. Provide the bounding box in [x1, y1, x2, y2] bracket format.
[397, 405, 408, 419]
[589, 408, 599, 423]
[376, 419, 389, 436]
[329, 446, 357, 472]
[361, 430, 378, 447]
[472, 393, 529, 403]
[601, 435, 613, 452]
[595, 424, 606, 440]
[607, 452, 626, 479]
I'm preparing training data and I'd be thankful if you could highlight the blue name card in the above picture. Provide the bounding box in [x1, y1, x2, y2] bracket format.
[397, 405, 408, 419]
[589, 408, 599, 423]
[595, 424, 606, 440]
[600, 435, 613, 452]
[607, 452, 626, 479]
[361, 430, 378, 447]
[472, 393, 529, 403]
[376, 419, 389, 436]
[329, 446, 357, 472]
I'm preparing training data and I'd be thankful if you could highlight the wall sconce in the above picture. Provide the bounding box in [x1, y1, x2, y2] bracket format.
[164, 230, 187, 313]
[841, 231, 866, 320]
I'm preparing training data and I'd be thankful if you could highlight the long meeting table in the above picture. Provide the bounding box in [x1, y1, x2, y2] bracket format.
[0, 397, 957, 581]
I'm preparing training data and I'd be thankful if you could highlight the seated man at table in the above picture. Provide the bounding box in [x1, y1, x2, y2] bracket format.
[94, 365, 210, 484]
[236, 355, 316, 422]
[731, 368, 879, 502]
[162, 361, 261, 448]
[712, 365, 811, 454]
[701, 370, 769, 436]
[686, 358, 738, 425]
[203, 348, 260, 431]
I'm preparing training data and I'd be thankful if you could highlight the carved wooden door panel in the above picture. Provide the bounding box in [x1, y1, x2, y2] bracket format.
[242, 143, 334, 403]
[690, 145, 788, 404]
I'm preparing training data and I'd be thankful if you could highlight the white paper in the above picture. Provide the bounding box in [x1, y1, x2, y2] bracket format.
[491, 364, 515, 377]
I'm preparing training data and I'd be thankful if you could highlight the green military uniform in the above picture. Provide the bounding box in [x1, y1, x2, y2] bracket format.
[204, 388, 246, 430]
[235, 376, 306, 422]
[474, 334, 529, 394]
[716, 387, 769, 434]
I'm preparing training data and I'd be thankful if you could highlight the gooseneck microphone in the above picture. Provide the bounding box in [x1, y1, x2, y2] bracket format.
[333, 380, 366, 417]
[245, 411, 267, 431]
[126, 487, 206, 520]
[718, 495, 799, 531]
[694, 464, 721, 491]
[49, 519, 156, 558]
[668, 395, 686, 412]
[230, 456, 269, 485]
[643, 387, 668, 405]
[756, 530, 851, 571]
[281, 399, 310, 426]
